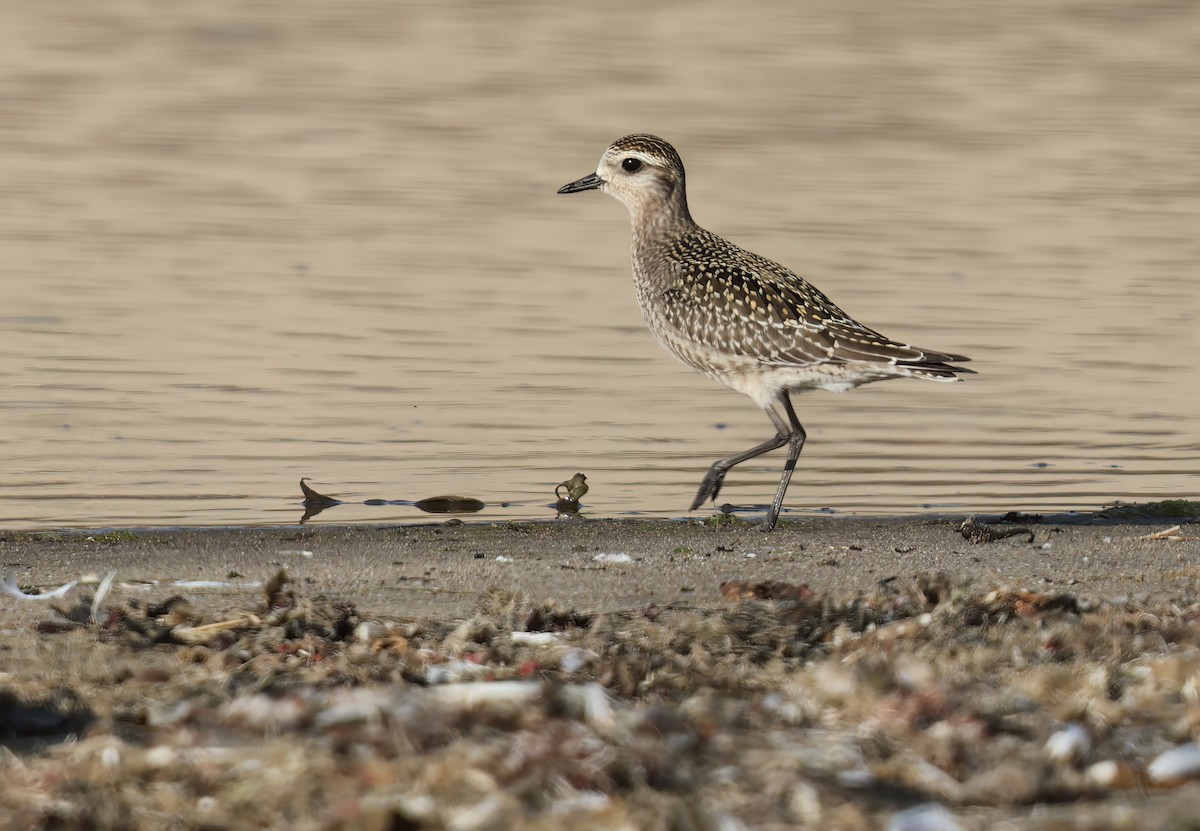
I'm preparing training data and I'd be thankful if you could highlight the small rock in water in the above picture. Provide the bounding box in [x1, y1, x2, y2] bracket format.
[554, 472, 589, 514]
[415, 495, 486, 514]
[555, 472, 589, 503]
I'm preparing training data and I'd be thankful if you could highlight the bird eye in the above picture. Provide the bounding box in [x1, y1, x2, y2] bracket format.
[621, 157, 643, 173]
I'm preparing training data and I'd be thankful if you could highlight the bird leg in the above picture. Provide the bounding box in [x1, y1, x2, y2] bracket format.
[691, 400, 804, 528]
[762, 394, 807, 531]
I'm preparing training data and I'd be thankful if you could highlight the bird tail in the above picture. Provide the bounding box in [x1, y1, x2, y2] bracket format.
[898, 351, 974, 381]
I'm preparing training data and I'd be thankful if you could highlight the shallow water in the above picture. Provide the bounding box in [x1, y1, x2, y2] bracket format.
[2, 0, 1197, 529]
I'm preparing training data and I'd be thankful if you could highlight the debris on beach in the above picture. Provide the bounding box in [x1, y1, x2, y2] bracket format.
[6, 561, 1200, 827]
[1044, 723, 1091, 766]
[90, 571, 117, 624]
[974, 587, 1080, 619]
[1147, 743, 1200, 786]
[1097, 499, 1200, 520]
[958, 515, 1036, 544]
[1, 570, 78, 600]
[0, 688, 95, 743]
[702, 511, 752, 528]
[1138, 524, 1196, 542]
[996, 511, 1044, 524]
[719, 579, 815, 601]
[43, 571, 119, 629]
[886, 803, 966, 831]
[6, 570, 115, 632]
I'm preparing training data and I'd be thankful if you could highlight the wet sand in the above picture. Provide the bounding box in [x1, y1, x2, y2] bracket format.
[3, 517, 1197, 620]
[2, 517, 1199, 829]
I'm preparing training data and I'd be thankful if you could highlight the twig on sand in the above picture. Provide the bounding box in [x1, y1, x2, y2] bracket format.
[1138, 525, 1196, 542]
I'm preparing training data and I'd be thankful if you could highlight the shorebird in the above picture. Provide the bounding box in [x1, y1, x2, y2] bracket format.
[558, 134, 973, 530]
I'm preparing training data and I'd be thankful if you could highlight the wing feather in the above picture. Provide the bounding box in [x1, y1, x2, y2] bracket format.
[656, 229, 972, 376]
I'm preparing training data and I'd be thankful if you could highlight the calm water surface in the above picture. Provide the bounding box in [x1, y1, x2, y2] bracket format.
[2, 1, 1197, 528]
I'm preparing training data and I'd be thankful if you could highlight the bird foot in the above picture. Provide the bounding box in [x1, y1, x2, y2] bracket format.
[690, 466, 727, 511]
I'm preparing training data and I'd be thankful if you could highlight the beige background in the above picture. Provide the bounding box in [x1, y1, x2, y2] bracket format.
[1, 0, 1197, 527]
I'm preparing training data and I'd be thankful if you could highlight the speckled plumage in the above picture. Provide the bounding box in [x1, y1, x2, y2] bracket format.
[559, 134, 972, 530]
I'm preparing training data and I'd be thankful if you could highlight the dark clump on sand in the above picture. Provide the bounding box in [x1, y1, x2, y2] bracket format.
[0, 518, 1198, 829]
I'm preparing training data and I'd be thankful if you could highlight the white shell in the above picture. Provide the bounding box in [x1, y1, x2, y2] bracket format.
[1147, 742, 1200, 784]
[886, 803, 965, 831]
[1084, 760, 1137, 789]
[1044, 724, 1091, 764]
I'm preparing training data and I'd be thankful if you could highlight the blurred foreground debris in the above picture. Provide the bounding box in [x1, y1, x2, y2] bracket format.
[2, 570, 78, 600]
[719, 580, 815, 601]
[6, 564, 1200, 827]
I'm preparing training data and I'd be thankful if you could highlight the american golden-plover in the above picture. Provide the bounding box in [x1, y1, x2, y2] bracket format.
[558, 134, 973, 530]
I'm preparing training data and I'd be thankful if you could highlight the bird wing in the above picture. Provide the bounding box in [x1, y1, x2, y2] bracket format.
[660, 231, 971, 373]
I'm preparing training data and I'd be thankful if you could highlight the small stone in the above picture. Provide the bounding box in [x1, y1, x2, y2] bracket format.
[1084, 759, 1139, 790]
[143, 745, 176, 769]
[355, 621, 385, 643]
[1044, 724, 1091, 765]
[1147, 742, 1200, 785]
[886, 803, 965, 831]
[962, 762, 1040, 805]
[100, 744, 121, 769]
[785, 781, 822, 824]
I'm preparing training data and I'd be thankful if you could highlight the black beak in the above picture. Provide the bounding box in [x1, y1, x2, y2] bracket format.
[557, 173, 604, 194]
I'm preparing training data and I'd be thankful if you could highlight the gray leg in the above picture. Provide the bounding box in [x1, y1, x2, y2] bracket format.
[761, 393, 807, 531]
[691, 397, 806, 531]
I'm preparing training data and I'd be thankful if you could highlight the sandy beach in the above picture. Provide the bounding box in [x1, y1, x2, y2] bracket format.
[2, 516, 1199, 829]
[3, 516, 1198, 620]
[3, 0, 1199, 827]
